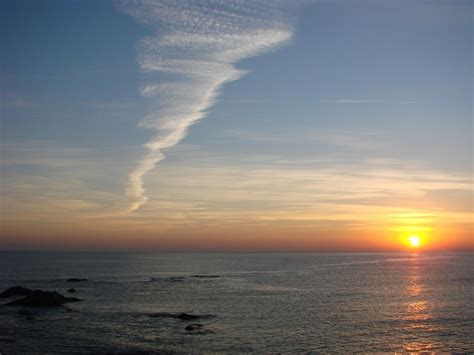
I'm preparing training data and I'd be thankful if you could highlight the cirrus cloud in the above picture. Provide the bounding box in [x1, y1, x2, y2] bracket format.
[119, 0, 300, 213]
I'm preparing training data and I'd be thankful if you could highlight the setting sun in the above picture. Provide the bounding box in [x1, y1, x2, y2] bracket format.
[408, 235, 421, 248]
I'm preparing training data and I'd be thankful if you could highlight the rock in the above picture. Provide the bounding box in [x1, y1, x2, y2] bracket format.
[66, 278, 88, 282]
[190, 275, 220, 279]
[0, 286, 32, 298]
[17, 309, 33, 316]
[67, 288, 76, 293]
[148, 312, 215, 321]
[6, 290, 81, 307]
[150, 276, 185, 283]
[177, 313, 201, 321]
[0, 336, 16, 343]
[185, 323, 204, 331]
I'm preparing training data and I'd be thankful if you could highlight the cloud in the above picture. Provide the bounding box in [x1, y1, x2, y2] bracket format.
[124, 152, 472, 230]
[118, 0, 298, 213]
[222, 98, 266, 104]
[219, 128, 382, 150]
[2, 139, 471, 247]
[320, 99, 380, 104]
[0, 93, 36, 108]
[0, 140, 138, 220]
[83, 101, 139, 110]
[319, 99, 418, 105]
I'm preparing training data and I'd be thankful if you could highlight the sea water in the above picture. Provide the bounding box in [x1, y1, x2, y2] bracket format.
[0, 252, 472, 352]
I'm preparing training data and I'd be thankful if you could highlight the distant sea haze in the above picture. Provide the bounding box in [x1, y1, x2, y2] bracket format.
[0, 252, 472, 352]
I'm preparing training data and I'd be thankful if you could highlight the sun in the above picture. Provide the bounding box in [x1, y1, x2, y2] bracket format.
[408, 235, 421, 248]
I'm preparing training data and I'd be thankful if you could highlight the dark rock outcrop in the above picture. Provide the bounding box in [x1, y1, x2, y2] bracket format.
[17, 309, 32, 316]
[185, 323, 204, 331]
[0, 336, 15, 343]
[6, 290, 81, 307]
[190, 275, 220, 279]
[67, 288, 76, 293]
[17, 309, 35, 320]
[150, 276, 185, 283]
[0, 286, 32, 298]
[66, 278, 88, 282]
[148, 312, 215, 321]
[177, 313, 201, 321]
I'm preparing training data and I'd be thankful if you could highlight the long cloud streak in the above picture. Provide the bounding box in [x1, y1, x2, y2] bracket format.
[120, 0, 297, 213]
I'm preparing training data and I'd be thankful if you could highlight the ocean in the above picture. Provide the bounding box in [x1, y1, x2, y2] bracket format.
[0, 252, 472, 353]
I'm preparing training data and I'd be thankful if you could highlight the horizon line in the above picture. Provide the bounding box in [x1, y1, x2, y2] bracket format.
[1, 249, 472, 254]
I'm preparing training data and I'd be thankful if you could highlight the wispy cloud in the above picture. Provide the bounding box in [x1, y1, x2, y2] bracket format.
[0, 140, 138, 220]
[222, 98, 266, 104]
[319, 99, 417, 105]
[83, 101, 139, 110]
[2, 140, 471, 248]
[119, 0, 298, 213]
[220, 128, 382, 150]
[0, 93, 37, 108]
[129, 153, 473, 230]
[320, 99, 380, 104]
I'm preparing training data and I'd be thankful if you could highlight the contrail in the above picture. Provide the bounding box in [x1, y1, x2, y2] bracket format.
[119, 0, 297, 213]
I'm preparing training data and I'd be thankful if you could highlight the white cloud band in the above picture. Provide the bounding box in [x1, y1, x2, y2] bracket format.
[119, 0, 296, 213]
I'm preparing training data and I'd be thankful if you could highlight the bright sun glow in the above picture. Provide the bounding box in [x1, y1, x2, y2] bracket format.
[408, 235, 421, 248]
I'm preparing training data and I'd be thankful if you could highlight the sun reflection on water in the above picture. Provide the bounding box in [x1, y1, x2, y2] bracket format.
[401, 255, 442, 351]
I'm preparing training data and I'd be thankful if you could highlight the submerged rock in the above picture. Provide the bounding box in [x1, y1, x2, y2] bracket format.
[185, 323, 204, 331]
[148, 312, 215, 321]
[17, 309, 33, 316]
[66, 278, 88, 282]
[150, 276, 185, 283]
[0, 336, 15, 343]
[190, 275, 220, 279]
[177, 313, 201, 321]
[67, 288, 76, 293]
[17, 309, 35, 320]
[6, 290, 81, 307]
[0, 286, 32, 298]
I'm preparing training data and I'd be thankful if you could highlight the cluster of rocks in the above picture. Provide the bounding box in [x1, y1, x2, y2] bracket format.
[147, 275, 220, 332]
[185, 323, 204, 331]
[65, 278, 88, 282]
[148, 312, 214, 321]
[148, 312, 215, 333]
[150, 274, 221, 283]
[0, 286, 81, 307]
[150, 276, 186, 283]
[1, 276, 216, 334]
[190, 275, 220, 279]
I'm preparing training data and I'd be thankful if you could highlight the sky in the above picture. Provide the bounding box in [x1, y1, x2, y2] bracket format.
[0, 0, 472, 252]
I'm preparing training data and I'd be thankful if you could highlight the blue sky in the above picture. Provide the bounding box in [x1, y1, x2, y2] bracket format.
[0, 0, 472, 251]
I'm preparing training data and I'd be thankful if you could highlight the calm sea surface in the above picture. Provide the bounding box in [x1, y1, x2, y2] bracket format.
[0, 252, 472, 353]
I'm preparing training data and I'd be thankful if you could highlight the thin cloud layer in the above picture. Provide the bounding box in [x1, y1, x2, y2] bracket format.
[119, 0, 296, 213]
[319, 99, 380, 104]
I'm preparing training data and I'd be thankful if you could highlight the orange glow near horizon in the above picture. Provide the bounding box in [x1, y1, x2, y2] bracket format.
[1, 206, 473, 252]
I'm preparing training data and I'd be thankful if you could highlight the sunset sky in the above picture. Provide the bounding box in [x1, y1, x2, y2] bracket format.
[1, 0, 472, 251]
